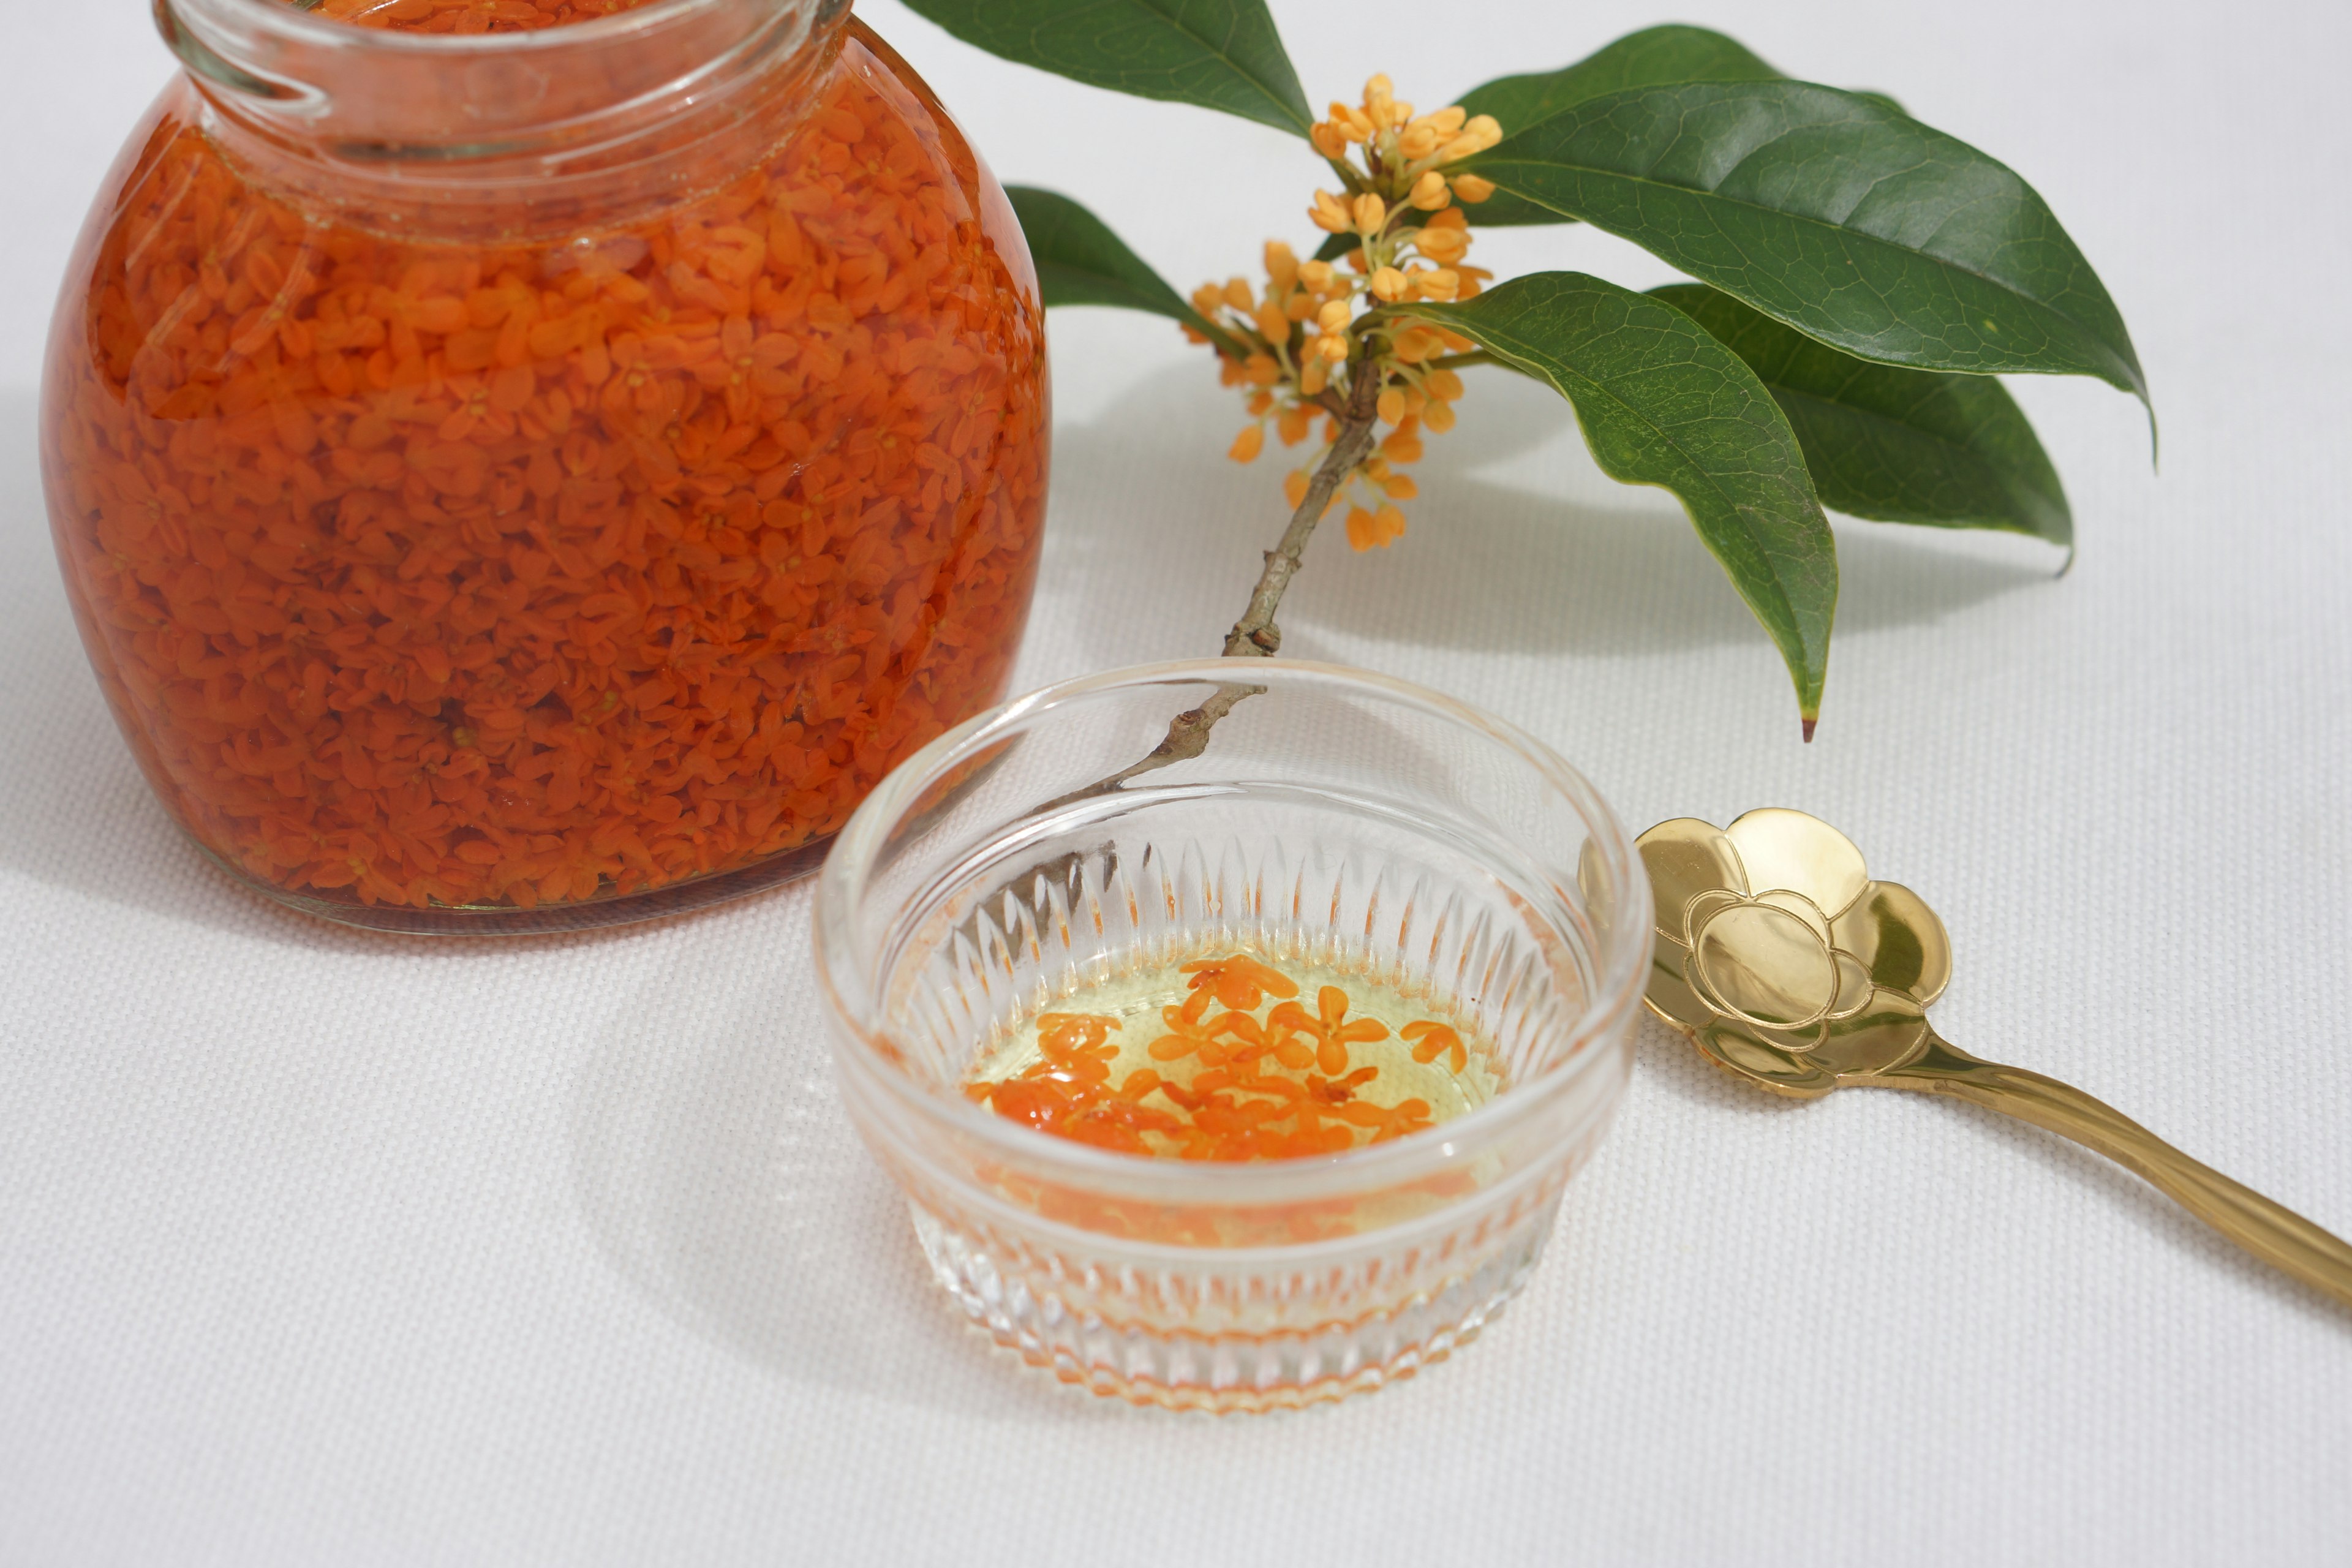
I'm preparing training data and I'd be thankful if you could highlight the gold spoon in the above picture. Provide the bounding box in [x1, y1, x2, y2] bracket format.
[1632, 808, 2352, 1308]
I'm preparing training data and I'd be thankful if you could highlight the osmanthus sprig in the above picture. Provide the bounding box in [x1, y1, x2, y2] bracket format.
[903, 0, 2149, 741]
[1185, 76, 1499, 553]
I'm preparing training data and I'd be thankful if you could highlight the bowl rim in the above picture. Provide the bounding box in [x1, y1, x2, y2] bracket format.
[813, 658, 1654, 1204]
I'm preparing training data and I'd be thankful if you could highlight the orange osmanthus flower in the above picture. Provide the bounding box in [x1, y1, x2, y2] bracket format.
[1183, 75, 1499, 551]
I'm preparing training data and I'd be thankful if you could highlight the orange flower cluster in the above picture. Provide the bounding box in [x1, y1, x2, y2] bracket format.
[43, 25, 1047, 911]
[967, 955, 1476, 1161]
[1188, 75, 1494, 552]
[303, 0, 659, 31]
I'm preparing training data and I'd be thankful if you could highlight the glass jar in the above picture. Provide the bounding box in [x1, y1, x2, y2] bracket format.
[816, 661, 1651, 1411]
[42, 0, 1049, 932]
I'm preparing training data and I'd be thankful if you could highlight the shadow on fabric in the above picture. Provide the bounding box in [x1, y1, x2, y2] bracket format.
[565, 913, 1136, 1418]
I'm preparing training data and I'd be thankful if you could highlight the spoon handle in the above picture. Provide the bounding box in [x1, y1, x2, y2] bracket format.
[1880, 1034, 2352, 1310]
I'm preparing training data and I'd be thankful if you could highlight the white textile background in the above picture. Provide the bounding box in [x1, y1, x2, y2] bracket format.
[2, 1, 2348, 1562]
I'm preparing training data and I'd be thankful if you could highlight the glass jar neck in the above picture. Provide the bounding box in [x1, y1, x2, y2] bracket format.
[156, 0, 853, 239]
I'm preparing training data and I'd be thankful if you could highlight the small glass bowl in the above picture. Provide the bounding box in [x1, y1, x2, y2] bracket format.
[814, 660, 1652, 1411]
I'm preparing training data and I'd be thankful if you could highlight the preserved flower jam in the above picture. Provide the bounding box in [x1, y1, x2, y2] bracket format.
[43, 3, 1047, 924]
[966, 952, 1503, 1160]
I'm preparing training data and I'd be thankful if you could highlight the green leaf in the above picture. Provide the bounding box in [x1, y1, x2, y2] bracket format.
[1455, 26, 1781, 228]
[1393, 273, 1837, 726]
[897, 0, 1311, 136]
[1654, 284, 2070, 546]
[1454, 80, 2150, 412]
[1003, 186, 1248, 358]
[1460, 24, 1781, 139]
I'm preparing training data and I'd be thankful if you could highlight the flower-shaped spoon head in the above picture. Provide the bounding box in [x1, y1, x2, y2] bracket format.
[1638, 810, 1953, 1099]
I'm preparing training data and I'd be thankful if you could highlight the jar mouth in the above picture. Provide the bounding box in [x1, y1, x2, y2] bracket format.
[815, 659, 1656, 1207]
[162, 0, 842, 165]
[203, 0, 759, 58]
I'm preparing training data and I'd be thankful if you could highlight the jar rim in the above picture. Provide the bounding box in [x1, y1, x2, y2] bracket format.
[183, 0, 764, 56]
[815, 658, 1655, 1208]
[158, 0, 846, 235]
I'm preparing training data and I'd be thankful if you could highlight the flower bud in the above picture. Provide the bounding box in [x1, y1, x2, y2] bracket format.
[1310, 123, 1350, 159]
[1411, 232, 1468, 265]
[1377, 386, 1406, 424]
[1228, 426, 1264, 463]
[1415, 225, 1468, 263]
[1370, 266, 1408, 303]
[1425, 369, 1464, 401]
[1344, 506, 1378, 551]
[1463, 115, 1501, 150]
[1278, 406, 1312, 445]
[1409, 171, 1452, 211]
[1422, 399, 1457, 433]
[1266, 241, 1298, 286]
[1398, 125, 1440, 159]
[1224, 277, 1254, 310]
[1351, 192, 1388, 235]
[1317, 300, 1352, 333]
[1299, 260, 1335, 291]
[1381, 473, 1419, 500]
[1451, 174, 1495, 203]
[1254, 303, 1290, 341]
[1300, 358, 1330, 395]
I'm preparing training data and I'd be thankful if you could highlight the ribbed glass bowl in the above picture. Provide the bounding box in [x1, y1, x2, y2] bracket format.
[815, 660, 1651, 1411]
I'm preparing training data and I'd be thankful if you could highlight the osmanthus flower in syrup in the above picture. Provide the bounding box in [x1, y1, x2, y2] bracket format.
[42, 0, 1047, 927]
[965, 953, 1503, 1161]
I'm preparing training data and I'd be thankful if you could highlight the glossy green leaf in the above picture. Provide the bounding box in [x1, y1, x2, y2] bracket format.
[1004, 186, 1248, 358]
[1460, 26, 1780, 141]
[898, 0, 1311, 135]
[1319, 22, 1777, 248]
[1394, 273, 1837, 725]
[1454, 26, 1780, 228]
[1655, 284, 2070, 546]
[1453, 81, 2150, 410]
